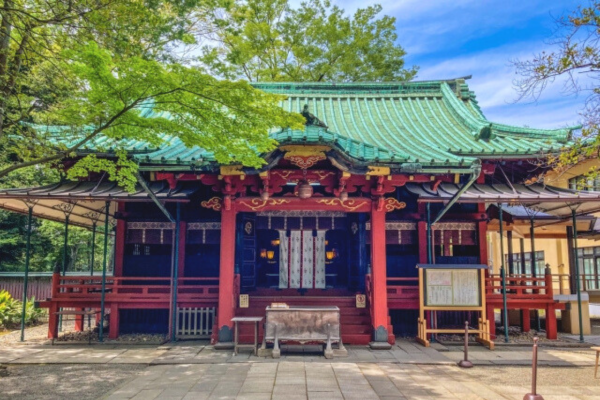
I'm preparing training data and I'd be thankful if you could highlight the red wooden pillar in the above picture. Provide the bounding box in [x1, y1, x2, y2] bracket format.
[216, 206, 236, 344]
[178, 221, 187, 279]
[109, 304, 119, 339]
[477, 210, 488, 267]
[370, 206, 390, 346]
[74, 309, 84, 332]
[113, 217, 126, 277]
[545, 305, 557, 339]
[521, 309, 531, 332]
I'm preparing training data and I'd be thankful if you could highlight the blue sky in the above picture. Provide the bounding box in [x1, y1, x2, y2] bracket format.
[331, 0, 585, 130]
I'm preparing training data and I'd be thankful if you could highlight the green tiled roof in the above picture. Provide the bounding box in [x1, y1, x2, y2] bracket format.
[35, 79, 578, 171]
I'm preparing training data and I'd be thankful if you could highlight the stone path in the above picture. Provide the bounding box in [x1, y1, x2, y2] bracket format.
[566, 335, 600, 346]
[0, 339, 598, 367]
[98, 362, 599, 400]
[2, 340, 599, 399]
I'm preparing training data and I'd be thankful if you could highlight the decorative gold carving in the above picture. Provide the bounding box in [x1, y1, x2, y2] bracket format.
[200, 197, 222, 211]
[316, 198, 368, 211]
[237, 198, 290, 211]
[271, 170, 294, 180]
[244, 221, 253, 235]
[366, 166, 390, 176]
[384, 198, 407, 212]
[312, 171, 336, 181]
[220, 165, 245, 177]
[280, 145, 330, 169]
[287, 155, 326, 169]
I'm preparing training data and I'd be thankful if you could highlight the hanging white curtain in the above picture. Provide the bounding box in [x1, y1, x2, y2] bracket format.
[302, 231, 314, 288]
[279, 230, 326, 289]
[278, 230, 289, 288]
[314, 230, 326, 289]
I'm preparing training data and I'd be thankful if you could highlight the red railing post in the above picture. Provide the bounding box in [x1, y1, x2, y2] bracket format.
[51, 272, 60, 298]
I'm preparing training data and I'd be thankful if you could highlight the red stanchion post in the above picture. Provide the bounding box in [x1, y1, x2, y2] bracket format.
[458, 321, 473, 368]
[523, 336, 544, 400]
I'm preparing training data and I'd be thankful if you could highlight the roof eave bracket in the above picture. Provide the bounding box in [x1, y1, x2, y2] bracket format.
[431, 162, 482, 225]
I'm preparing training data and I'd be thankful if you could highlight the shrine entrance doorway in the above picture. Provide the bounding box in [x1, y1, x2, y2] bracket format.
[241, 211, 364, 293]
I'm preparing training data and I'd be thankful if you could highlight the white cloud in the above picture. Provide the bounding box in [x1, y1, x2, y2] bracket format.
[413, 38, 588, 129]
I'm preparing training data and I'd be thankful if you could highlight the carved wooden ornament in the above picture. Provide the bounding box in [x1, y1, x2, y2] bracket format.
[200, 197, 222, 211]
[280, 145, 330, 169]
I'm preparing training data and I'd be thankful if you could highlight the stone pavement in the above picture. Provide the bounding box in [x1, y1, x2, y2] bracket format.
[0, 338, 598, 367]
[566, 335, 600, 346]
[2, 340, 600, 400]
[98, 362, 600, 400]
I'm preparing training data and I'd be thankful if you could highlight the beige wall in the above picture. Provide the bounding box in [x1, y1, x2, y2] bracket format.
[489, 232, 573, 294]
[489, 158, 600, 294]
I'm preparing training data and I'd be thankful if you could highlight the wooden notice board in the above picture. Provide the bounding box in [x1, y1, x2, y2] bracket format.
[425, 269, 480, 307]
[417, 264, 493, 349]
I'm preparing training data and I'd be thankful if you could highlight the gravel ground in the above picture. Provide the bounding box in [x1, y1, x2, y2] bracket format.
[0, 364, 146, 400]
[0, 321, 76, 346]
[460, 365, 600, 387]
[439, 325, 577, 344]
[0, 321, 166, 346]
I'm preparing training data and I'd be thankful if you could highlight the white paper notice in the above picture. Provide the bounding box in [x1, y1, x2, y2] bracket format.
[427, 270, 452, 286]
[452, 270, 479, 306]
[427, 285, 453, 306]
[425, 268, 480, 307]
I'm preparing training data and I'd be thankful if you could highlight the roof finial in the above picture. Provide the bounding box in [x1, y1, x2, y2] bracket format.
[302, 104, 328, 129]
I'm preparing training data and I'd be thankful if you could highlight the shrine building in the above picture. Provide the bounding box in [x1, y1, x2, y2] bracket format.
[1, 79, 597, 347]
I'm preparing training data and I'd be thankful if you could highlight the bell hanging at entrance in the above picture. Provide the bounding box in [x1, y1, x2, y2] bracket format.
[297, 180, 313, 199]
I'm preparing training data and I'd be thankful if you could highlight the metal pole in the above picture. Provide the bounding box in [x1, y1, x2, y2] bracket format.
[20, 206, 33, 342]
[499, 205, 509, 343]
[523, 336, 544, 400]
[99, 202, 110, 342]
[88, 222, 97, 330]
[62, 215, 69, 276]
[59, 215, 69, 332]
[572, 209, 584, 343]
[458, 321, 473, 368]
[530, 218, 541, 332]
[171, 203, 181, 342]
[90, 223, 96, 276]
[426, 202, 435, 342]
[520, 238, 526, 275]
[426, 203, 432, 264]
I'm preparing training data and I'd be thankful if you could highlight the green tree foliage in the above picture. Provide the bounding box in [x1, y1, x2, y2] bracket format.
[0, 290, 44, 329]
[200, 0, 417, 82]
[513, 2, 600, 181]
[0, 0, 304, 186]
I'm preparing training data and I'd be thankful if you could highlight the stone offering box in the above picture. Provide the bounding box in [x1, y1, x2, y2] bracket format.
[261, 305, 345, 358]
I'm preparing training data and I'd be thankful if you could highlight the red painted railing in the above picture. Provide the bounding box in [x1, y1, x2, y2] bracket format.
[51, 274, 219, 303]
[386, 277, 419, 298]
[485, 273, 553, 301]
